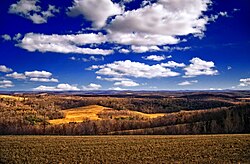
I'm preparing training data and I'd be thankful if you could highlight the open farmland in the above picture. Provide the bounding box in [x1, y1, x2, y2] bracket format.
[48, 105, 165, 124]
[0, 94, 26, 101]
[0, 135, 249, 163]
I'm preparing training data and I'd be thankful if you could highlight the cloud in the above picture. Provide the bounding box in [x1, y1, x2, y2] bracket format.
[69, 57, 77, 61]
[239, 78, 250, 87]
[142, 55, 166, 61]
[25, 70, 52, 78]
[109, 32, 180, 46]
[34, 83, 80, 91]
[67, 0, 123, 28]
[233, 8, 240, 12]
[6, 72, 26, 79]
[83, 83, 102, 90]
[70, 56, 104, 62]
[114, 80, 139, 87]
[119, 49, 130, 54]
[30, 78, 59, 82]
[0, 80, 14, 88]
[96, 76, 130, 82]
[209, 88, 222, 91]
[9, 0, 59, 24]
[227, 66, 232, 70]
[131, 45, 160, 53]
[109, 87, 125, 90]
[6, 70, 58, 83]
[219, 11, 228, 17]
[183, 57, 218, 78]
[166, 55, 172, 59]
[122, 0, 134, 3]
[108, 0, 211, 44]
[161, 61, 186, 68]
[178, 80, 198, 86]
[163, 46, 191, 52]
[82, 56, 104, 62]
[18, 33, 113, 55]
[12, 0, 217, 56]
[208, 11, 229, 22]
[90, 60, 180, 78]
[13, 33, 22, 41]
[2, 34, 11, 41]
[0, 65, 13, 73]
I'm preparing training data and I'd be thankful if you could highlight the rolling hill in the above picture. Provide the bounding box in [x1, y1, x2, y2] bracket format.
[48, 105, 165, 125]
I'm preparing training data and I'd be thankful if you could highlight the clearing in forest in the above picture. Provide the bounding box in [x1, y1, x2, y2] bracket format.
[48, 105, 165, 124]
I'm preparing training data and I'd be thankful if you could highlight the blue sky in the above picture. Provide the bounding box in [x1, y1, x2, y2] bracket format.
[0, 0, 249, 91]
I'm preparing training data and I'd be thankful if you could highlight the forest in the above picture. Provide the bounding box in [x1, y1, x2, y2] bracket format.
[0, 91, 249, 135]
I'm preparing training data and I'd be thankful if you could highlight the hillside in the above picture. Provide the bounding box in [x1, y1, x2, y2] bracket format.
[48, 105, 165, 125]
[0, 91, 249, 135]
[0, 94, 26, 101]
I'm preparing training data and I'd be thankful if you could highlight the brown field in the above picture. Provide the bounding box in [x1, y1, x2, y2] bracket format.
[0, 94, 26, 101]
[48, 105, 165, 124]
[0, 135, 249, 163]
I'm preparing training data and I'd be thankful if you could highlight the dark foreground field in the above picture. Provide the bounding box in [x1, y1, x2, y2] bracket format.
[0, 135, 249, 163]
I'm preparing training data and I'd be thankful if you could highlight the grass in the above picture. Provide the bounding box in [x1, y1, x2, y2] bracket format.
[48, 105, 165, 124]
[0, 135, 249, 163]
[48, 105, 108, 124]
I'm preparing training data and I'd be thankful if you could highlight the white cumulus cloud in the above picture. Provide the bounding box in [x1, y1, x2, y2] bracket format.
[131, 45, 160, 53]
[119, 49, 130, 54]
[183, 57, 218, 78]
[178, 80, 198, 86]
[108, 0, 211, 45]
[239, 78, 250, 87]
[161, 61, 186, 68]
[6, 70, 59, 83]
[114, 80, 140, 87]
[142, 55, 166, 61]
[18, 33, 113, 55]
[6, 72, 26, 79]
[30, 78, 59, 82]
[109, 87, 125, 90]
[34, 83, 80, 91]
[96, 76, 130, 82]
[90, 60, 180, 79]
[109, 32, 180, 46]
[25, 70, 52, 78]
[0, 65, 13, 73]
[9, 0, 59, 24]
[0, 80, 14, 88]
[67, 0, 123, 28]
[83, 83, 102, 90]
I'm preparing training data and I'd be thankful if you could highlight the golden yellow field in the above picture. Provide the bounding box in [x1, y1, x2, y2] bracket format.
[0, 94, 26, 101]
[48, 105, 165, 124]
[131, 110, 165, 118]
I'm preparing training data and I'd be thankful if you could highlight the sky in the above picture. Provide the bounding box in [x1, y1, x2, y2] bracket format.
[0, 0, 250, 91]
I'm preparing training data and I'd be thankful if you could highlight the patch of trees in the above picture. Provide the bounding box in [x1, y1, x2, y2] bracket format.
[97, 98, 234, 113]
[24, 96, 233, 113]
